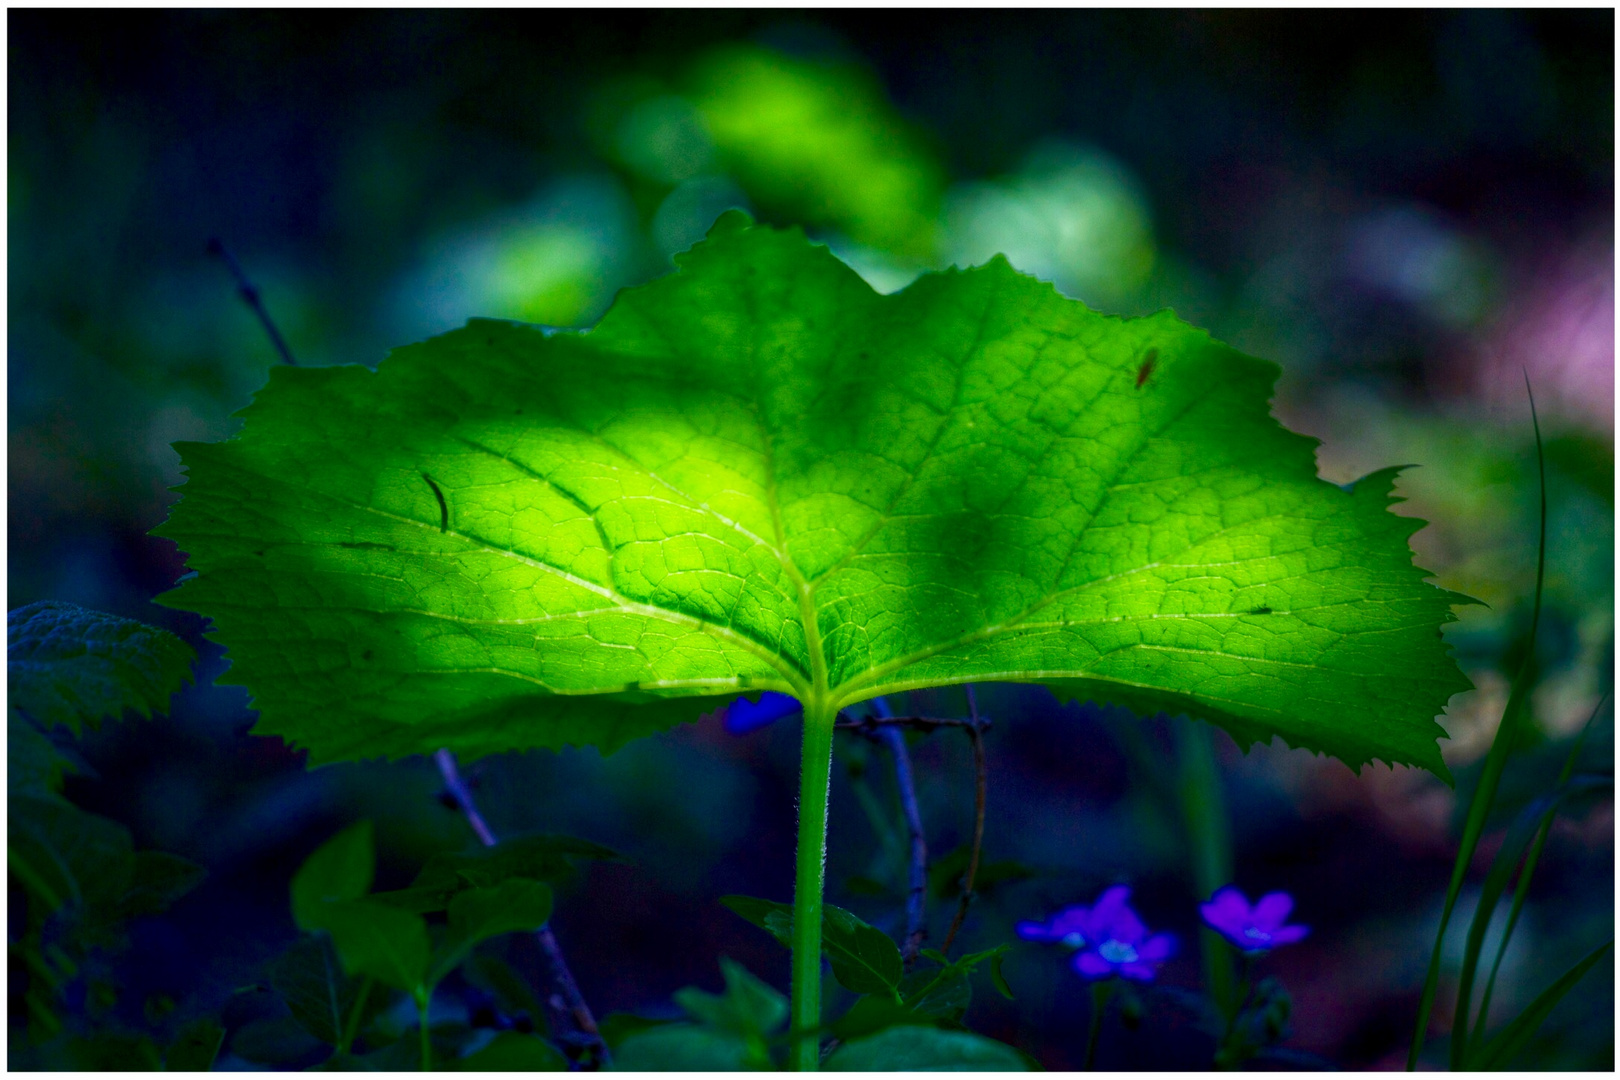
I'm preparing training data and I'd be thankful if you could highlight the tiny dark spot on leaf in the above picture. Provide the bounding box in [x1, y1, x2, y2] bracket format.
[422, 473, 449, 532]
[1136, 348, 1159, 388]
[252, 550, 264, 557]
[1250, 606, 1272, 615]
[860, 351, 870, 360]
[362, 650, 373, 661]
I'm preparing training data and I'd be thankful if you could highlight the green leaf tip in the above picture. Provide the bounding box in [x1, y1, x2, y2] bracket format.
[155, 216, 1473, 776]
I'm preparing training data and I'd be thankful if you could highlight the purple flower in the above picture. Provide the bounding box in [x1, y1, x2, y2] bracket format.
[1020, 886, 1176, 983]
[1199, 886, 1309, 953]
[723, 692, 802, 735]
[1015, 907, 1092, 949]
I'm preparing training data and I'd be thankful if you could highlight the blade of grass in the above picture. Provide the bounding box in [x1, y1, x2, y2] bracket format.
[1470, 939, 1612, 1071]
[1451, 772, 1613, 1068]
[1467, 690, 1609, 1061]
[1407, 379, 1547, 1071]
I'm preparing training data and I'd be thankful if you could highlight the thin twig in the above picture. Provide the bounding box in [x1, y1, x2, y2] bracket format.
[433, 748, 610, 1070]
[860, 702, 928, 969]
[206, 237, 298, 365]
[941, 686, 988, 956]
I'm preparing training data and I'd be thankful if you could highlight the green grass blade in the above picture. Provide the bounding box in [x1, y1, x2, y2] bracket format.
[1408, 381, 1547, 1071]
[1470, 939, 1612, 1071]
[1451, 772, 1613, 1069]
[1468, 690, 1608, 1061]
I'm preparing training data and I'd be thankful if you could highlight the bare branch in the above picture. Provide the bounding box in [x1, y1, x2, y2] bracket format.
[433, 748, 610, 1070]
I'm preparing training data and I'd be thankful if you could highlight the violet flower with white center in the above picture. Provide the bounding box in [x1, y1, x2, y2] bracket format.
[1021, 886, 1175, 983]
[1200, 885, 1309, 954]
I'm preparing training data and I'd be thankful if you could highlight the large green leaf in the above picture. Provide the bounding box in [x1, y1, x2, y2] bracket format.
[8, 601, 194, 736]
[155, 214, 1470, 775]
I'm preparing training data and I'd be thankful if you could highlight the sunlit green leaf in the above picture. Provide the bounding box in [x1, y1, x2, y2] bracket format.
[8, 601, 194, 736]
[823, 1025, 1032, 1071]
[292, 821, 375, 932]
[686, 46, 943, 258]
[156, 215, 1470, 776]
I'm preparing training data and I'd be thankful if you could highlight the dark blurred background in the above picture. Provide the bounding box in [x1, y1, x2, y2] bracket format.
[9, 9, 1613, 1070]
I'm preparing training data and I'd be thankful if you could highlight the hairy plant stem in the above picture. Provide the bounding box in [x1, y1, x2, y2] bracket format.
[433, 748, 609, 1070]
[792, 696, 838, 1071]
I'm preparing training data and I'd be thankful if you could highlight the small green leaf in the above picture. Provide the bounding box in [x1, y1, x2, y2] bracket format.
[165, 1017, 225, 1072]
[229, 1016, 326, 1066]
[8, 710, 85, 800]
[720, 895, 903, 997]
[989, 951, 1015, 1000]
[316, 899, 431, 993]
[8, 601, 194, 735]
[62, 1031, 165, 1071]
[673, 957, 787, 1037]
[455, 1031, 568, 1071]
[1470, 940, 1613, 1070]
[428, 879, 553, 987]
[901, 967, 971, 1023]
[9, 794, 135, 915]
[270, 935, 362, 1047]
[292, 822, 376, 932]
[611, 1024, 754, 1071]
[597, 1012, 674, 1050]
[823, 1025, 1032, 1071]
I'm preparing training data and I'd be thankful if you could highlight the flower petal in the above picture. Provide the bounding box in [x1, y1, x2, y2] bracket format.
[1119, 961, 1158, 982]
[1137, 933, 1176, 962]
[1074, 951, 1114, 980]
[1268, 924, 1310, 946]
[1016, 919, 1059, 942]
[1253, 891, 1295, 929]
[1200, 897, 1251, 940]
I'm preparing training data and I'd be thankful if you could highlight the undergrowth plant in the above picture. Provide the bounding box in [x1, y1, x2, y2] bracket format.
[11, 213, 1606, 1070]
[151, 213, 1475, 1069]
